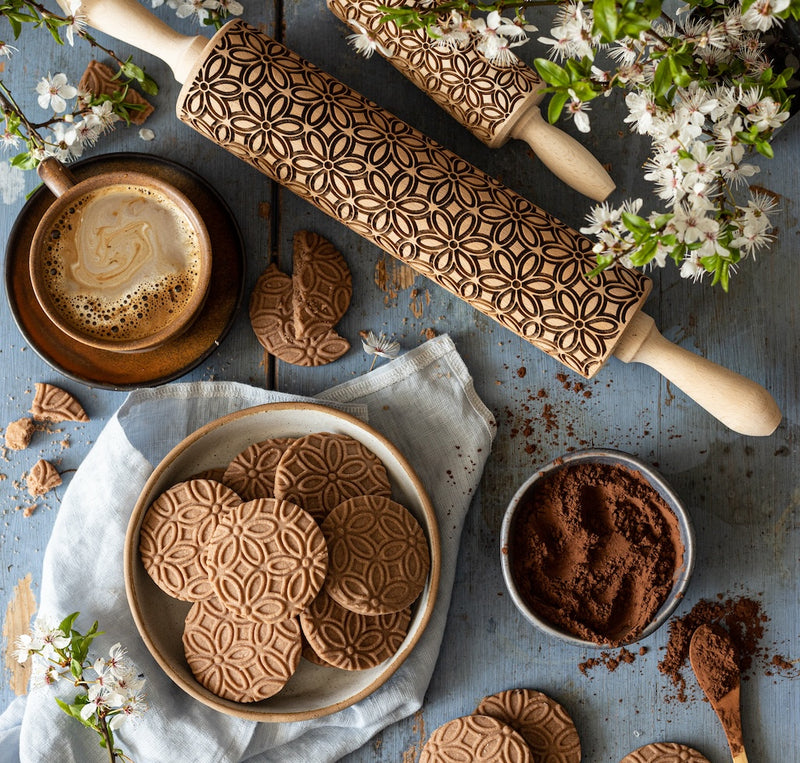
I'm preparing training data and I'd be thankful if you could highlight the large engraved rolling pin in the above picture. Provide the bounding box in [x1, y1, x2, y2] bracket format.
[67, 0, 780, 436]
[327, 0, 614, 202]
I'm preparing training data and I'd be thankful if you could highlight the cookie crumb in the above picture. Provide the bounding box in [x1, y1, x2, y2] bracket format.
[5, 418, 35, 450]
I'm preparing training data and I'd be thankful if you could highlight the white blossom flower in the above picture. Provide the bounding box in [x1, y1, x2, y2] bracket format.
[473, 11, 528, 66]
[680, 252, 706, 281]
[31, 619, 71, 661]
[216, 0, 243, 14]
[361, 331, 400, 368]
[90, 101, 120, 132]
[741, 0, 790, 32]
[11, 633, 37, 664]
[138, 128, 156, 141]
[0, 42, 18, 59]
[35, 73, 77, 113]
[346, 21, 393, 59]
[565, 89, 591, 133]
[80, 683, 125, 722]
[175, 0, 218, 23]
[580, 201, 622, 236]
[431, 12, 471, 50]
[64, 0, 87, 46]
[73, 115, 102, 147]
[624, 90, 660, 134]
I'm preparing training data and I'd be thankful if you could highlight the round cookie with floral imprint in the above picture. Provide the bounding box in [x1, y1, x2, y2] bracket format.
[299, 588, 411, 671]
[619, 742, 711, 763]
[322, 494, 430, 615]
[420, 714, 533, 763]
[222, 437, 295, 501]
[139, 479, 242, 602]
[205, 497, 327, 624]
[474, 689, 580, 763]
[183, 595, 302, 703]
[273, 432, 392, 524]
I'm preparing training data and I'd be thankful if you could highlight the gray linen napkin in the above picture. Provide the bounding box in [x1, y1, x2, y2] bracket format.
[0, 334, 495, 763]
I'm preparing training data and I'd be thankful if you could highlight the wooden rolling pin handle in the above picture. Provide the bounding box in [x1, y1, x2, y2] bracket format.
[55, 0, 206, 83]
[510, 104, 615, 202]
[613, 312, 781, 436]
[732, 751, 749, 763]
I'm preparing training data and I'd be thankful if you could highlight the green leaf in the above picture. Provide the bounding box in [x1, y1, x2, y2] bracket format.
[547, 91, 569, 124]
[534, 58, 570, 88]
[592, 0, 619, 42]
[629, 239, 658, 267]
[139, 73, 159, 96]
[621, 211, 650, 234]
[653, 58, 672, 99]
[756, 139, 775, 159]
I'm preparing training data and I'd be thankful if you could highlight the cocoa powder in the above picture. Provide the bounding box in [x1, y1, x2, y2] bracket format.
[509, 461, 684, 646]
[658, 595, 768, 703]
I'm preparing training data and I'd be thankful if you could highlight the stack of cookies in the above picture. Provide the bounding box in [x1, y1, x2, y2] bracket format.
[139, 431, 431, 703]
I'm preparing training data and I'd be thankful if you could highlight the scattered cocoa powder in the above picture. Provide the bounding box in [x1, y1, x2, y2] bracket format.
[579, 647, 637, 675]
[509, 461, 684, 645]
[658, 595, 768, 703]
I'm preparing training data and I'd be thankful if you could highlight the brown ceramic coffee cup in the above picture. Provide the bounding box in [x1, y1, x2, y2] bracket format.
[29, 158, 213, 353]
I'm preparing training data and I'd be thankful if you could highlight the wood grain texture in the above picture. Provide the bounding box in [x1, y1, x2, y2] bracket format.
[0, 2, 798, 762]
[2, 575, 36, 696]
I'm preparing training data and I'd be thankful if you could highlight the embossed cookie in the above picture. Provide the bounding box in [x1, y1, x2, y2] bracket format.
[273, 432, 392, 524]
[29, 383, 89, 422]
[474, 689, 580, 763]
[322, 494, 429, 615]
[299, 589, 411, 671]
[420, 714, 533, 763]
[222, 437, 295, 501]
[139, 479, 242, 602]
[205, 498, 328, 624]
[183, 596, 302, 702]
[249, 264, 349, 366]
[292, 230, 352, 336]
[619, 742, 711, 763]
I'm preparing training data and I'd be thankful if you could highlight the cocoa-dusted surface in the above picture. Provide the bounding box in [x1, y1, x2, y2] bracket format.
[658, 595, 767, 703]
[509, 461, 684, 645]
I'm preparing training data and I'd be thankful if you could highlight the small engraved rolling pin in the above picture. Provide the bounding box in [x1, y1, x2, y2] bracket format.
[327, 0, 615, 202]
[61, 0, 781, 436]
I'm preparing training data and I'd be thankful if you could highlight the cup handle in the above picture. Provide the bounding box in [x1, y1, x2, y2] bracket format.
[37, 157, 78, 197]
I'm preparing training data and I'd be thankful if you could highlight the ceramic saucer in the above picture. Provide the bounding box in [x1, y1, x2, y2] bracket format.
[5, 153, 245, 389]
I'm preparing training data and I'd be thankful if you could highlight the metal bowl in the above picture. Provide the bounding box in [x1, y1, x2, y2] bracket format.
[500, 449, 695, 648]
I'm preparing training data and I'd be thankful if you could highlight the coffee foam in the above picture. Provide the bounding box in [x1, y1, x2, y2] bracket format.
[40, 183, 203, 343]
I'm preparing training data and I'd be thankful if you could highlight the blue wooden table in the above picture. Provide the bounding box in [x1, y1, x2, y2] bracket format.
[1, 2, 798, 761]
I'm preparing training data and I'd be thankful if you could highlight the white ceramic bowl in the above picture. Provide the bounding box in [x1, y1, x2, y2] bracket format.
[500, 449, 695, 648]
[124, 402, 441, 721]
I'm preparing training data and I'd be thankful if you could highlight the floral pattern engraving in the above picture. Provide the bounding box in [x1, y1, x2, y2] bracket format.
[475, 689, 581, 763]
[420, 714, 533, 762]
[177, 21, 651, 377]
[327, 0, 543, 147]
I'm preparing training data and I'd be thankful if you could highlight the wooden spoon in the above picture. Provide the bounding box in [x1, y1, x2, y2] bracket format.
[689, 624, 748, 763]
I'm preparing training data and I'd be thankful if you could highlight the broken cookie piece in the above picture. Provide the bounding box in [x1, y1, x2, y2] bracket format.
[5, 418, 35, 451]
[26, 459, 62, 497]
[30, 383, 89, 423]
[79, 60, 154, 125]
[249, 232, 352, 367]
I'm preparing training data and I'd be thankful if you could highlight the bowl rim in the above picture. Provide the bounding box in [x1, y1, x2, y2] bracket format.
[124, 401, 442, 721]
[500, 448, 695, 648]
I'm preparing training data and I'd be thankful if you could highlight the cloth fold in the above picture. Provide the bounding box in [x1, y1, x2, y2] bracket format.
[0, 334, 495, 763]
